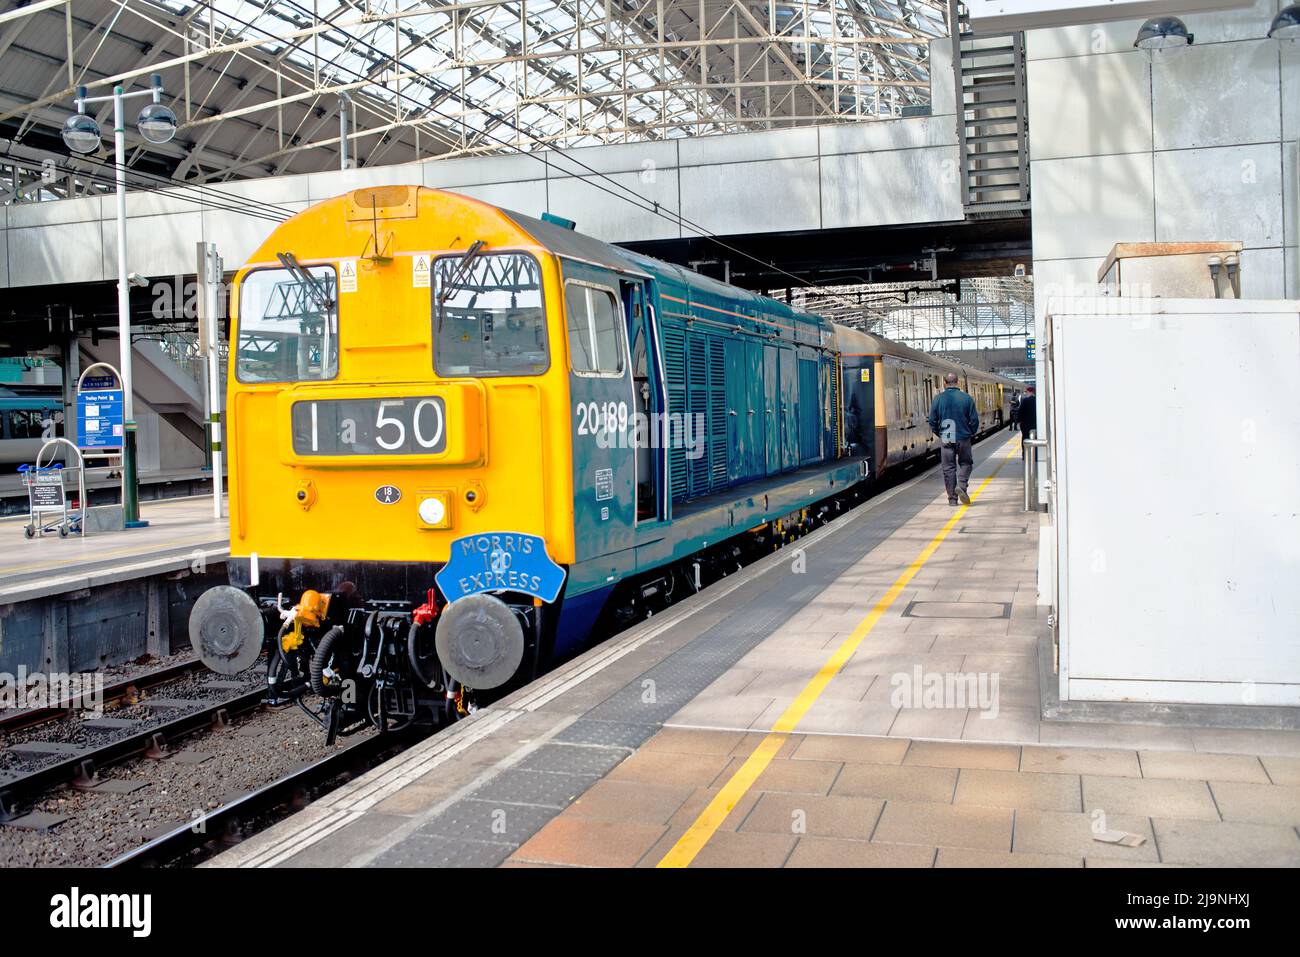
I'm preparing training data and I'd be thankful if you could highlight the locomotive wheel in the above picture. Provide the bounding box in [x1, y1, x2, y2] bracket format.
[435, 594, 525, 690]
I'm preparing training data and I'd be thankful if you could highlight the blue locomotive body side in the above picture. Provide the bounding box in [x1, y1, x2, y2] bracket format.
[549, 240, 863, 659]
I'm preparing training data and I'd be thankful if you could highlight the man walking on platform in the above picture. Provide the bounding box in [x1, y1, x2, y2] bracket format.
[928, 372, 981, 506]
[1018, 385, 1037, 443]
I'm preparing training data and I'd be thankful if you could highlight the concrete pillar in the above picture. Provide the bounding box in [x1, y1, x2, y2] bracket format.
[41, 602, 69, 675]
[146, 579, 170, 658]
[62, 330, 79, 447]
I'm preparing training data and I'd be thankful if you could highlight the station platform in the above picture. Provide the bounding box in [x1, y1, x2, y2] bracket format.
[0, 466, 221, 517]
[0, 495, 228, 604]
[210, 435, 1300, 869]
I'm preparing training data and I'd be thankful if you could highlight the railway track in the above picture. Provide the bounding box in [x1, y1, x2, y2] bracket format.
[0, 680, 266, 823]
[0, 657, 208, 735]
[107, 727, 421, 868]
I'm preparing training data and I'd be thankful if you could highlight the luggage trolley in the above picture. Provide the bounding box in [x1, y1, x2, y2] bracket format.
[21, 438, 87, 539]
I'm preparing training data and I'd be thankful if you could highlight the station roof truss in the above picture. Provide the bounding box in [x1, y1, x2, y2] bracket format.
[0, 0, 948, 189]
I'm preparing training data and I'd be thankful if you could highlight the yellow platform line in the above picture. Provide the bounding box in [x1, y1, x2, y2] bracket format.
[657, 437, 1024, 868]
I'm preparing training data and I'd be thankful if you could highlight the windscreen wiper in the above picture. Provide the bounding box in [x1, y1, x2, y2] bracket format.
[276, 252, 334, 312]
[437, 240, 486, 306]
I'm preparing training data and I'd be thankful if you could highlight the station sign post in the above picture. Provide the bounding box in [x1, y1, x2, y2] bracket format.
[75, 362, 146, 529]
[196, 241, 225, 519]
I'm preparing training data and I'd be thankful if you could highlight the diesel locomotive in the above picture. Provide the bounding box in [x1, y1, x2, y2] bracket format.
[188, 184, 1019, 741]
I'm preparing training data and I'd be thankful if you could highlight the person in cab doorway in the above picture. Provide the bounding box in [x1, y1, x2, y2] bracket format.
[928, 372, 980, 506]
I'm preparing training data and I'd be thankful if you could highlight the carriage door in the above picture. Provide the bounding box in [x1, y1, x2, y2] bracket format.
[564, 262, 636, 570]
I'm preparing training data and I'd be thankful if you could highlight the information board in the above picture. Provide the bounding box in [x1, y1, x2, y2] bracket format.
[28, 473, 64, 509]
[77, 389, 125, 450]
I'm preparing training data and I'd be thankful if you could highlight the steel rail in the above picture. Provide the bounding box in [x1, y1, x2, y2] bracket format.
[0, 686, 267, 822]
[106, 727, 420, 868]
[0, 657, 207, 734]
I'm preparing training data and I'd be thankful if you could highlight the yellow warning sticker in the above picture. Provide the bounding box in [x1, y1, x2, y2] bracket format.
[339, 259, 358, 293]
[412, 254, 431, 288]
[860, 368, 870, 382]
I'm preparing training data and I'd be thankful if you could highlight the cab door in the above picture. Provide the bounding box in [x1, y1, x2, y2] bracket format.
[621, 278, 662, 521]
[562, 261, 636, 587]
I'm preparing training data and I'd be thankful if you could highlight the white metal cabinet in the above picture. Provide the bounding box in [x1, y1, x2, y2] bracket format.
[1047, 297, 1300, 706]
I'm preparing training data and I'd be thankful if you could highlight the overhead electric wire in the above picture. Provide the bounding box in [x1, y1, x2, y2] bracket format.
[77, 153, 298, 217]
[0, 148, 290, 224]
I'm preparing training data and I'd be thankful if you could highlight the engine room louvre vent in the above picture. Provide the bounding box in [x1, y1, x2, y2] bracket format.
[345, 184, 421, 221]
[664, 327, 689, 504]
[708, 338, 727, 488]
[688, 333, 710, 497]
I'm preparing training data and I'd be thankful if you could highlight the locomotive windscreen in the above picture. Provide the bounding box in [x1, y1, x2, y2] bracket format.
[433, 252, 547, 378]
[235, 264, 339, 383]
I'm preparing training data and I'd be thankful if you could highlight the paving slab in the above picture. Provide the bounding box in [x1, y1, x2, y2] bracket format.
[1151, 818, 1300, 867]
[1081, 775, 1220, 822]
[830, 762, 959, 803]
[512, 816, 668, 868]
[1021, 746, 1142, 778]
[562, 779, 695, 826]
[904, 740, 1021, 771]
[935, 847, 1081, 868]
[1138, 750, 1270, 784]
[1013, 809, 1159, 863]
[1262, 755, 1300, 786]
[737, 792, 884, 840]
[871, 800, 1013, 852]
[954, 768, 1083, 812]
[604, 749, 733, 788]
[640, 727, 748, 756]
[1206, 780, 1300, 827]
[786, 837, 934, 867]
[790, 734, 909, 765]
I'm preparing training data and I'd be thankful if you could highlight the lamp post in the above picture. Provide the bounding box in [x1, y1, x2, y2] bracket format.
[63, 74, 177, 528]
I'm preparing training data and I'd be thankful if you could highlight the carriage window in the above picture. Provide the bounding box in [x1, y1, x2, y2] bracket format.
[236, 265, 338, 382]
[434, 252, 547, 377]
[565, 283, 623, 375]
[8, 409, 53, 439]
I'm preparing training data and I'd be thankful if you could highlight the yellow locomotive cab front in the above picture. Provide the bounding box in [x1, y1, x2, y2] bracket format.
[183, 185, 585, 735]
[225, 185, 575, 569]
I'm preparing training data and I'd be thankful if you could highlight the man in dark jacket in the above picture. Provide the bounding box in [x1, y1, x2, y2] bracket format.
[928, 372, 981, 506]
[1018, 386, 1037, 442]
